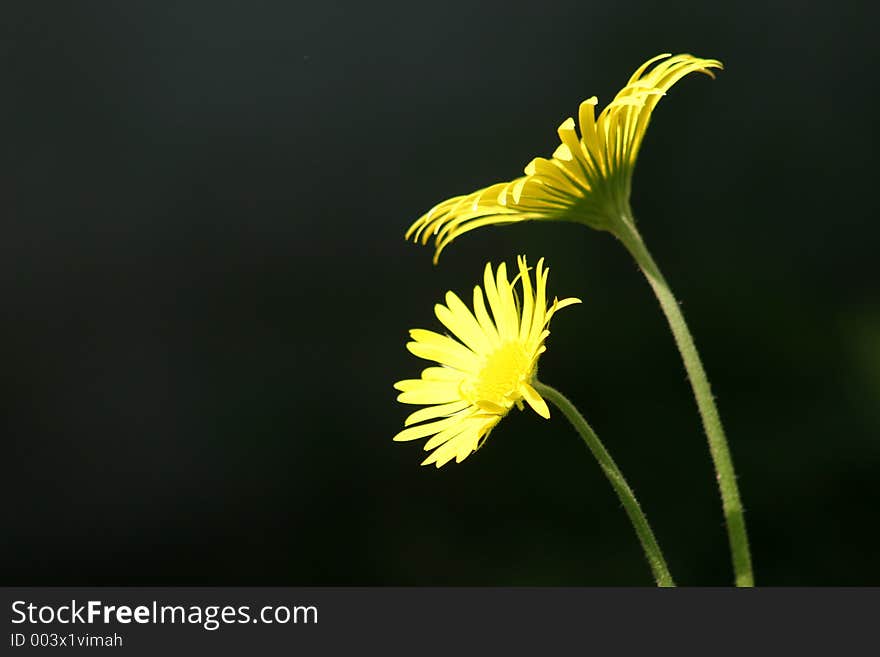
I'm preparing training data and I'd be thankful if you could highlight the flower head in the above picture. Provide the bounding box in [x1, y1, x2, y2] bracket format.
[406, 53, 722, 262]
[393, 256, 580, 468]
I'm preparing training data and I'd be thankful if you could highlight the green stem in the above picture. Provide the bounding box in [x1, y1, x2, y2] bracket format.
[533, 380, 675, 587]
[614, 211, 754, 587]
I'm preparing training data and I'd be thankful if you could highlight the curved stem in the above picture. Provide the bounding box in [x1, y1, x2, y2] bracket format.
[615, 212, 754, 587]
[533, 380, 675, 587]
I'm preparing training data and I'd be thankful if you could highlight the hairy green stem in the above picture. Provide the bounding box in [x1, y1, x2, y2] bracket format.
[533, 380, 675, 587]
[614, 211, 754, 587]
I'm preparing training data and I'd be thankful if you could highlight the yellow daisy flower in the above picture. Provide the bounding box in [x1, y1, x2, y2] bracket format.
[393, 256, 580, 468]
[406, 53, 722, 262]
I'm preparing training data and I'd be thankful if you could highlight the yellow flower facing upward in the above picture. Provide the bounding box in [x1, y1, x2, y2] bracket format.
[393, 256, 580, 468]
[407, 53, 722, 262]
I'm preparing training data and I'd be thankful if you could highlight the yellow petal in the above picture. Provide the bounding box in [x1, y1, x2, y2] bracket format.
[407, 335, 479, 372]
[435, 291, 491, 354]
[404, 400, 470, 427]
[420, 366, 464, 381]
[520, 382, 550, 419]
[396, 381, 461, 405]
[422, 432, 474, 468]
[472, 283, 499, 345]
[393, 415, 464, 442]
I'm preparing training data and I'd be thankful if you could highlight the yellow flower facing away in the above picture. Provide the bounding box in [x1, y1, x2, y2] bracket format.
[393, 256, 580, 468]
[406, 53, 723, 262]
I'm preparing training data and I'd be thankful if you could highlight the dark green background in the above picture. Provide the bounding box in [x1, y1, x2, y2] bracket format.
[3, 1, 878, 585]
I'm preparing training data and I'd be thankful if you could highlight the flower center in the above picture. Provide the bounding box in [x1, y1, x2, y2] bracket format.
[461, 341, 533, 412]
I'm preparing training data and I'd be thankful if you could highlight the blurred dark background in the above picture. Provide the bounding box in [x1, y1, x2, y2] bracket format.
[2, 1, 878, 585]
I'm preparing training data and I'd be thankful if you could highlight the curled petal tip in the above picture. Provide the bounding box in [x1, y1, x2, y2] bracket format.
[558, 116, 576, 132]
